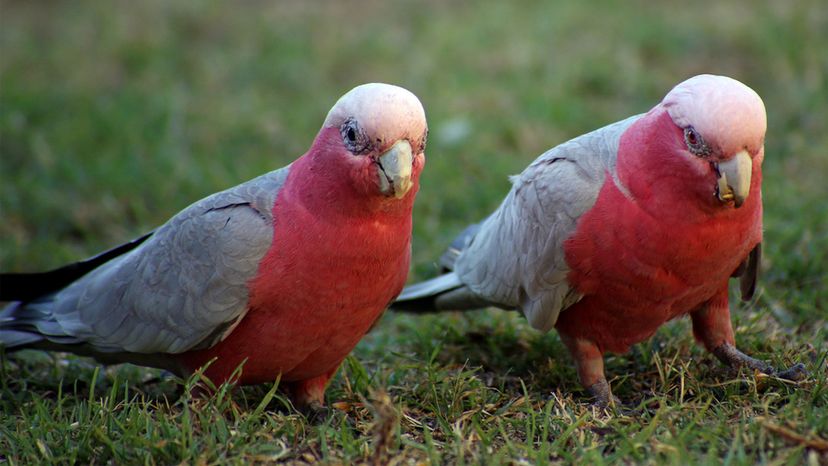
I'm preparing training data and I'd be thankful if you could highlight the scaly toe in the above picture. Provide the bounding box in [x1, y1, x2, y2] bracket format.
[774, 363, 808, 382]
[586, 380, 619, 410]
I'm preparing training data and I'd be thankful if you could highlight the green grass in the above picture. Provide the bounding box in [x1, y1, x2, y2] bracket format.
[1, 0, 826, 464]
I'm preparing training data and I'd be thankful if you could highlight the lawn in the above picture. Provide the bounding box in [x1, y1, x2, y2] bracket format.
[1, 0, 826, 464]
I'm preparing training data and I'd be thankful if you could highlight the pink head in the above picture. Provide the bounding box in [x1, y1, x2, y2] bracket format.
[662, 74, 766, 159]
[621, 74, 767, 212]
[307, 83, 427, 203]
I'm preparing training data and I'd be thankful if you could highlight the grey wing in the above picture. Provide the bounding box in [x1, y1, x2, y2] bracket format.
[26, 166, 291, 354]
[454, 115, 641, 332]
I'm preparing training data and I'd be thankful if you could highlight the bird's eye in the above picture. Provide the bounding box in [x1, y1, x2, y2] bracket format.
[684, 126, 710, 157]
[340, 118, 370, 154]
[419, 129, 428, 153]
[686, 129, 697, 145]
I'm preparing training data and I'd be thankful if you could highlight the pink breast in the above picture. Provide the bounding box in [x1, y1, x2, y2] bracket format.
[178, 197, 412, 385]
[557, 177, 761, 353]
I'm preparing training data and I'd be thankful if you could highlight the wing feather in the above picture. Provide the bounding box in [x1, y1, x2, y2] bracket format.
[454, 116, 640, 331]
[20, 166, 291, 354]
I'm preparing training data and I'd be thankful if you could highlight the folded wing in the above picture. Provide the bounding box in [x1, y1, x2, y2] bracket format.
[2, 166, 290, 355]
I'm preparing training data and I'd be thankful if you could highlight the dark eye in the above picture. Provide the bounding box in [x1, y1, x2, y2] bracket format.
[340, 118, 370, 154]
[684, 126, 710, 157]
[686, 129, 697, 145]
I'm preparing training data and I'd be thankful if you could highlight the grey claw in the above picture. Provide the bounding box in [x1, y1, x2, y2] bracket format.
[774, 363, 808, 382]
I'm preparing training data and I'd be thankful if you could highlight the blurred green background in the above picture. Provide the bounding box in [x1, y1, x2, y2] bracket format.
[3, 1, 826, 301]
[1, 1, 826, 464]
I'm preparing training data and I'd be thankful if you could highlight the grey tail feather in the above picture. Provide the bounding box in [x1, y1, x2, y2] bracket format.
[0, 247, 183, 375]
[393, 222, 490, 313]
[391, 272, 494, 313]
[0, 302, 182, 374]
[0, 299, 80, 350]
[396, 272, 463, 302]
[0, 233, 154, 350]
[0, 329, 44, 348]
[0, 231, 153, 302]
[438, 223, 481, 272]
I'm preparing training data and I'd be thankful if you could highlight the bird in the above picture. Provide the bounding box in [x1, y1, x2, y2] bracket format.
[392, 74, 807, 406]
[0, 82, 429, 411]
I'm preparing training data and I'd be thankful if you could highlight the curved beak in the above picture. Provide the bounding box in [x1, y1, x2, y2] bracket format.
[376, 140, 413, 199]
[714, 150, 752, 208]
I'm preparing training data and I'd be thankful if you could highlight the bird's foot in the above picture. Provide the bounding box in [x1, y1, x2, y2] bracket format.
[587, 378, 620, 409]
[286, 371, 336, 422]
[712, 343, 808, 382]
[299, 400, 332, 423]
[559, 334, 620, 409]
[775, 363, 808, 381]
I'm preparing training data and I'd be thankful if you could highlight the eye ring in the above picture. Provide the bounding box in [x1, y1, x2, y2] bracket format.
[418, 129, 428, 153]
[340, 118, 370, 154]
[684, 126, 711, 157]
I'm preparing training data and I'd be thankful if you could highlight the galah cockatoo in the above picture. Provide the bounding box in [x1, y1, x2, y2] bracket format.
[0, 83, 428, 409]
[393, 75, 806, 406]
